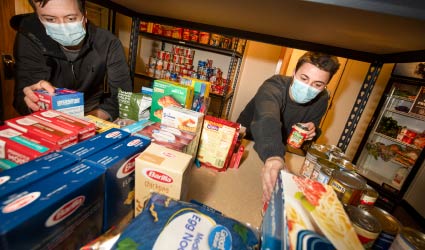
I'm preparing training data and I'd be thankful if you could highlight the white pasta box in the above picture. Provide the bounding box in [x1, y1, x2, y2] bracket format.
[31, 110, 96, 141]
[62, 128, 130, 160]
[0, 162, 105, 250]
[0, 151, 78, 199]
[83, 136, 151, 232]
[161, 105, 204, 156]
[34, 88, 84, 118]
[134, 143, 193, 216]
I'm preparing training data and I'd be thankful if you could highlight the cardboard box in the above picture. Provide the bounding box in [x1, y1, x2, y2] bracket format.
[0, 152, 78, 199]
[83, 136, 151, 232]
[34, 88, 84, 118]
[161, 105, 204, 156]
[0, 126, 52, 164]
[84, 115, 121, 133]
[0, 162, 105, 250]
[61, 128, 130, 160]
[5, 115, 78, 150]
[150, 80, 194, 122]
[31, 110, 96, 141]
[0, 159, 18, 171]
[134, 143, 193, 216]
[180, 76, 211, 112]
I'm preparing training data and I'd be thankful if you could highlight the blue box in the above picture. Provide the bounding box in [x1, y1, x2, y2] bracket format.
[0, 152, 78, 199]
[83, 136, 151, 232]
[0, 162, 105, 250]
[61, 128, 130, 160]
[35, 88, 84, 118]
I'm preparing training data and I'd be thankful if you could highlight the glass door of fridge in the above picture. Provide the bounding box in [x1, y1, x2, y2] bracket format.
[356, 81, 425, 194]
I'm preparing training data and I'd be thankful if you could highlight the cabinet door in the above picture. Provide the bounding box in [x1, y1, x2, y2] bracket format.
[356, 80, 425, 194]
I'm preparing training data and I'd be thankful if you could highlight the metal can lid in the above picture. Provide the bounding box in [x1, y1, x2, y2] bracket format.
[345, 205, 382, 233]
[337, 159, 357, 171]
[317, 157, 340, 170]
[358, 205, 401, 235]
[307, 148, 328, 159]
[400, 227, 425, 249]
[332, 169, 366, 190]
[311, 143, 329, 154]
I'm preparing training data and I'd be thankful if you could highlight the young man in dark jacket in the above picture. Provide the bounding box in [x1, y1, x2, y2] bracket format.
[237, 51, 340, 203]
[12, 0, 132, 120]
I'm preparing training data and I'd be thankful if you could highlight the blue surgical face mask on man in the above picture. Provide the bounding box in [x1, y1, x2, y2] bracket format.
[290, 77, 322, 104]
[42, 18, 86, 47]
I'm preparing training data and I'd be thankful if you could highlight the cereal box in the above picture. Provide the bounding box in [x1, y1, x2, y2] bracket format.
[34, 88, 84, 118]
[134, 143, 193, 216]
[196, 116, 240, 171]
[0, 152, 78, 199]
[161, 105, 204, 156]
[61, 128, 130, 160]
[180, 76, 211, 112]
[0, 126, 52, 164]
[31, 110, 96, 141]
[5, 115, 78, 150]
[83, 136, 151, 232]
[150, 79, 194, 122]
[0, 162, 105, 250]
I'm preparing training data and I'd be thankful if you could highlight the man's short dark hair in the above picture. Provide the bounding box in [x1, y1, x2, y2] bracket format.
[29, 0, 85, 13]
[295, 51, 340, 80]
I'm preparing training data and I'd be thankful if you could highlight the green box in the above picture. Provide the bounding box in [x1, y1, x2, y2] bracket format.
[150, 80, 194, 122]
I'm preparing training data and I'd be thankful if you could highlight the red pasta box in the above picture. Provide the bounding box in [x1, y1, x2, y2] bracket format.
[0, 127, 51, 164]
[31, 110, 96, 141]
[5, 115, 78, 150]
[34, 88, 84, 118]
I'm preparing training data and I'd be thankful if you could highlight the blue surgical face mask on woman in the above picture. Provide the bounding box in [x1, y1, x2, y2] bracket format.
[290, 77, 322, 104]
[42, 18, 86, 47]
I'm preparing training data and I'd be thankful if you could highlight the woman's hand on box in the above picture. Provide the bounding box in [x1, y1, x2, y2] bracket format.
[262, 156, 286, 203]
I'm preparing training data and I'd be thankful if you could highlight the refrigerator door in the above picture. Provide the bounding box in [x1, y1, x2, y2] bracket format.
[356, 79, 425, 210]
[404, 160, 425, 218]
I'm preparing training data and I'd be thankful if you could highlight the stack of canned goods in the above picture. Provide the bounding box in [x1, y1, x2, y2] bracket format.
[146, 45, 196, 81]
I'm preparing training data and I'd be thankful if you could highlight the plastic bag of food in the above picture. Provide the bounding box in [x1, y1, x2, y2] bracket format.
[112, 193, 259, 250]
[118, 88, 152, 121]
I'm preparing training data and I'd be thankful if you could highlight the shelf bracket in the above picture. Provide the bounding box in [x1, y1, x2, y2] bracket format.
[128, 16, 141, 86]
[337, 61, 383, 151]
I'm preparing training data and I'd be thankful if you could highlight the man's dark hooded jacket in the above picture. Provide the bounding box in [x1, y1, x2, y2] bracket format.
[12, 13, 132, 120]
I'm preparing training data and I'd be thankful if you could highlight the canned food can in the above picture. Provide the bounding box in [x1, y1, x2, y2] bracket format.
[360, 185, 379, 206]
[325, 144, 343, 156]
[189, 30, 199, 42]
[148, 56, 157, 68]
[157, 50, 165, 60]
[287, 123, 309, 148]
[147, 67, 155, 77]
[182, 28, 190, 41]
[337, 158, 357, 172]
[155, 60, 163, 70]
[209, 33, 222, 46]
[359, 205, 401, 250]
[315, 157, 339, 184]
[389, 227, 425, 250]
[170, 72, 178, 81]
[199, 32, 210, 44]
[328, 150, 347, 163]
[171, 27, 182, 39]
[329, 169, 366, 206]
[346, 205, 382, 249]
[164, 51, 171, 62]
[300, 147, 327, 179]
[154, 69, 161, 79]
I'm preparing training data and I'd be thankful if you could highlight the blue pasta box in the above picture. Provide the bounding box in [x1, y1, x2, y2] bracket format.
[61, 128, 130, 160]
[34, 88, 84, 118]
[0, 162, 105, 250]
[0, 151, 78, 199]
[83, 136, 151, 232]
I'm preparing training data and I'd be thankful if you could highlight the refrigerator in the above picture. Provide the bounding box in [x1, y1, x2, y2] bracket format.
[353, 62, 425, 212]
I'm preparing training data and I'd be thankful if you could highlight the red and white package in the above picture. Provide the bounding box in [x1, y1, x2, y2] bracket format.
[0, 126, 51, 164]
[196, 115, 240, 171]
[30, 110, 96, 141]
[5, 115, 78, 150]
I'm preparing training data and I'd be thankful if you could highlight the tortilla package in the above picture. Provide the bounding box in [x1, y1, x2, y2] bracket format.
[112, 193, 259, 250]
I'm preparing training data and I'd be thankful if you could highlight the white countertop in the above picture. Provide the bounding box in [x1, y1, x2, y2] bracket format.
[187, 140, 306, 229]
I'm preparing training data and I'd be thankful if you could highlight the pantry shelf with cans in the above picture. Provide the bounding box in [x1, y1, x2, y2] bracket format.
[354, 75, 425, 211]
[128, 19, 246, 119]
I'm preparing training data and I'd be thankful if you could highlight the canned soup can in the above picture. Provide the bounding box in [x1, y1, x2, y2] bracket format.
[329, 169, 366, 206]
[346, 205, 382, 249]
[300, 146, 328, 179]
[359, 205, 401, 250]
[360, 185, 379, 206]
[314, 157, 339, 184]
[389, 227, 425, 250]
